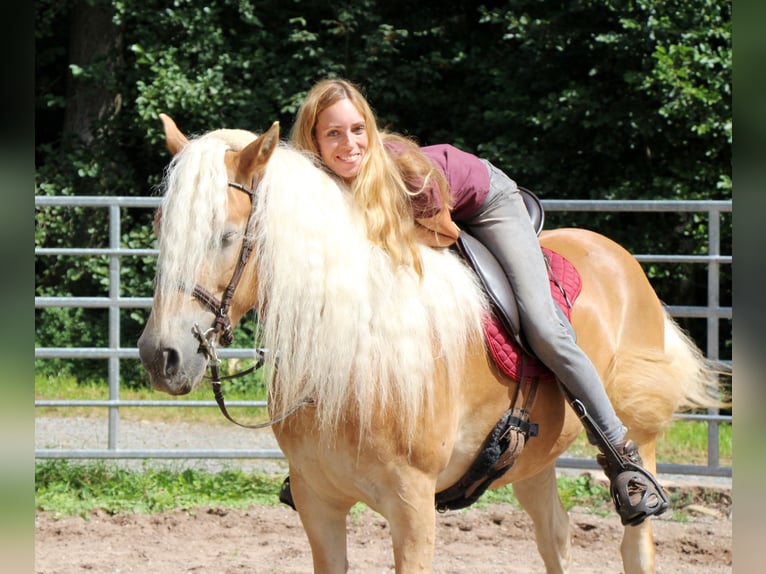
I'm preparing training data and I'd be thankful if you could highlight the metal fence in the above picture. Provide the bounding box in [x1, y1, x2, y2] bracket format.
[34, 195, 732, 477]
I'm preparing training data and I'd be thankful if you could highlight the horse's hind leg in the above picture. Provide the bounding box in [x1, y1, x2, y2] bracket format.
[619, 436, 659, 574]
[512, 462, 572, 574]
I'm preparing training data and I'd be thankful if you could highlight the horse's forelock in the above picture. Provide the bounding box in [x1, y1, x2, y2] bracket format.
[155, 129, 257, 329]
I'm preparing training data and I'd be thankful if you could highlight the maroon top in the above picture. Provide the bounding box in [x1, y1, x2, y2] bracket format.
[419, 145, 490, 221]
[384, 141, 490, 221]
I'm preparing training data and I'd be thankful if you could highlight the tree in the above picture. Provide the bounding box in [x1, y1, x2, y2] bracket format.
[35, 0, 731, 385]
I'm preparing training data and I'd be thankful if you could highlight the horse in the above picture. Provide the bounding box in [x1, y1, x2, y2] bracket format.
[137, 115, 719, 574]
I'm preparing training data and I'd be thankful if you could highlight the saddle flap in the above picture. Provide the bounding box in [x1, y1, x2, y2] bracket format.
[456, 231, 527, 352]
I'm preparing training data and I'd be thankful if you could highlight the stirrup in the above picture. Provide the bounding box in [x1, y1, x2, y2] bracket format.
[569, 399, 669, 526]
[608, 459, 669, 526]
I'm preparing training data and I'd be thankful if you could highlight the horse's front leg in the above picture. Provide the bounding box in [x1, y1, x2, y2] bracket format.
[512, 462, 572, 574]
[375, 468, 439, 573]
[290, 471, 353, 574]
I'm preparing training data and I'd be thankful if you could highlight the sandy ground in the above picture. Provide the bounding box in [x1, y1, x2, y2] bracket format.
[35, 416, 732, 573]
[35, 499, 731, 573]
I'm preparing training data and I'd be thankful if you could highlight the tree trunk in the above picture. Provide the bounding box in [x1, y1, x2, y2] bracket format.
[63, 0, 123, 144]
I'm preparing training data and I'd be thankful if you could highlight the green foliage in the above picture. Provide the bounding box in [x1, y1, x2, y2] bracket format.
[35, 461, 730, 523]
[35, 460, 285, 516]
[35, 0, 732, 385]
[557, 474, 610, 511]
[565, 419, 732, 466]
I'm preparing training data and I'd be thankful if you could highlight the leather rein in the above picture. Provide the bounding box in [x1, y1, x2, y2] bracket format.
[191, 180, 313, 429]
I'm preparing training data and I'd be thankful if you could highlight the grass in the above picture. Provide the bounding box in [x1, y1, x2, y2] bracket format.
[35, 460, 731, 522]
[34, 459, 612, 518]
[35, 460, 287, 518]
[35, 373, 269, 424]
[563, 419, 732, 467]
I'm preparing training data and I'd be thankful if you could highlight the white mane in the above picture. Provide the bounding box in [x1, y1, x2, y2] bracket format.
[157, 128, 489, 443]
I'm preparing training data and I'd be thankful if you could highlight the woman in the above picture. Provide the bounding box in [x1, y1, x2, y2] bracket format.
[288, 77, 668, 526]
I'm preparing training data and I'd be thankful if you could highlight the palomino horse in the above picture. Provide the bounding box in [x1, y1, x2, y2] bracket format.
[138, 116, 718, 574]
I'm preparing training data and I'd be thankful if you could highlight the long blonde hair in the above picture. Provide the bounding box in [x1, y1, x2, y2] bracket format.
[290, 78, 423, 275]
[380, 131, 454, 217]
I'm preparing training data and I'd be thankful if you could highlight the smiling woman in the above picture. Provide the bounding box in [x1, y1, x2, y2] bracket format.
[289, 78, 424, 275]
[313, 97, 368, 182]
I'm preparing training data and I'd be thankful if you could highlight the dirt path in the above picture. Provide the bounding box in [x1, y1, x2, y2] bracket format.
[36, 501, 731, 573]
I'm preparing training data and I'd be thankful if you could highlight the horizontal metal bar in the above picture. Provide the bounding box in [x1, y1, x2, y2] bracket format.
[34, 249, 732, 265]
[34, 299, 732, 320]
[34, 347, 261, 359]
[35, 449, 285, 459]
[556, 457, 732, 477]
[33, 400, 732, 425]
[35, 399, 267, 408]
[35, 248, 158, 257]
[673, 413, 731, 423]
[35, 196, 732, 212]
[633, 254, 731, 264]
[35, 296, 154, 308]
[35, 196, 161, 208]
[541, 199, 731, 212]
[33, 450, 732, 478]
[664, 305, 732, 319]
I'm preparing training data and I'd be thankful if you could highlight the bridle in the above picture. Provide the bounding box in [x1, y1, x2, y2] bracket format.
[190, 180, 313, 428]
[191, 181, 255, 349]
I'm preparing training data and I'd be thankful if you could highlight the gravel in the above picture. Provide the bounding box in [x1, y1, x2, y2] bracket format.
[35, 415, 289, 475]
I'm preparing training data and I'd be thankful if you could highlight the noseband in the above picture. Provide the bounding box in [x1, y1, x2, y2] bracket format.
[188, 180, 313, 429]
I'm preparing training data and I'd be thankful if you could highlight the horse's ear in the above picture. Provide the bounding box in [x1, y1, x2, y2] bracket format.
[159, 113, 189, 156]
[238, 121, 280, 180]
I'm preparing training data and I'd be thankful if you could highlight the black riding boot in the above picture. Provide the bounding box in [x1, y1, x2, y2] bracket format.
[570, 398, 669, 526]
[596, 439, 669, 526]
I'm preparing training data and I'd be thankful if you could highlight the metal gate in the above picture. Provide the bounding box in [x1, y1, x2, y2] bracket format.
[34, 195, 732, 477]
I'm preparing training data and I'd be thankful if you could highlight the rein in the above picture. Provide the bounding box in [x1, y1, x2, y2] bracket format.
[191, 181, 313, 429]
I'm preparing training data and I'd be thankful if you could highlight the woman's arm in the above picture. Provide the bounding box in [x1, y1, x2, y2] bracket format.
[415, 205, 460, 247]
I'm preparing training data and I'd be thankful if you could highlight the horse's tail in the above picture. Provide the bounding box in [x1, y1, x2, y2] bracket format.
[606, 309, 724, 435]
[662, 309, 728, 411]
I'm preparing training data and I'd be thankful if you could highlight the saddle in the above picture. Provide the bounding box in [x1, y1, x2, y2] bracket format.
[456, 187, 580, 382]
[434, 188, 582, 511]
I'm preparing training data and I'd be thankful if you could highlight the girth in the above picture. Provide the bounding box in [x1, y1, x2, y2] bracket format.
[435, 373, 540, 512]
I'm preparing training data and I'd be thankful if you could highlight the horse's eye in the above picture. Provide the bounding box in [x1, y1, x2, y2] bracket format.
[222, 231, 238, 247]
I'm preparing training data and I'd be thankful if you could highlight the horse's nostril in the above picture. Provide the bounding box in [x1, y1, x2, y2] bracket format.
[163, 347, 180, 376]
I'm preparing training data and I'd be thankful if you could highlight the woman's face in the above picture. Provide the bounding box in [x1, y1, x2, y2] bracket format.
[314, 98, 368, 182]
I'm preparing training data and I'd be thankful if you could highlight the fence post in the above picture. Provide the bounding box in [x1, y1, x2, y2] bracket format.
[707, 207, 721, 468]
[108, 204, 121, 451]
